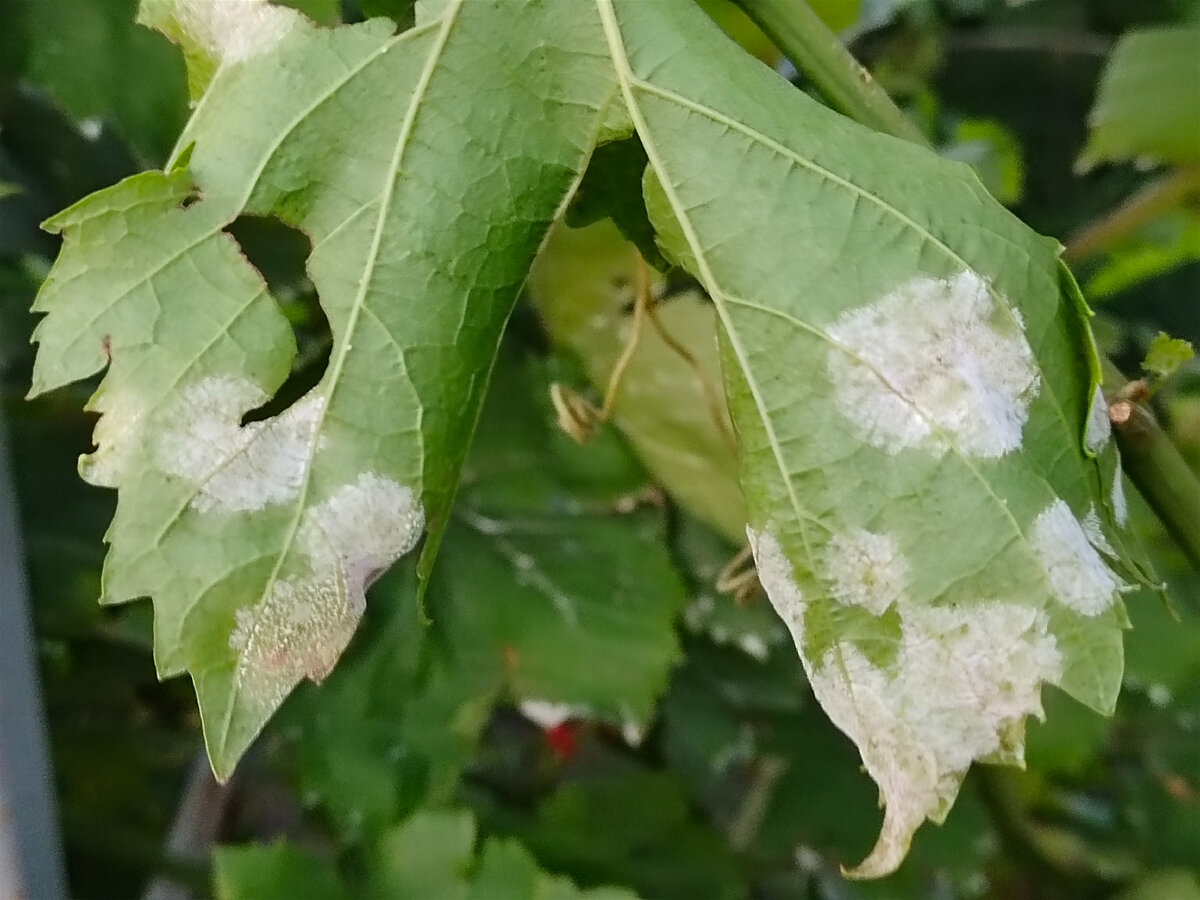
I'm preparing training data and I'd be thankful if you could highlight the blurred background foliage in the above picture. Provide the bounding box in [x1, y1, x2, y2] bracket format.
[1, 0, 1199, 898]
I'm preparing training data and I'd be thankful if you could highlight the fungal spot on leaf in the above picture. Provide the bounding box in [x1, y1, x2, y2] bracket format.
[747, 526, 806, 649]
[231, 473, 424, 713]
[809, 602, 1062, 878]
[230, 571, 355, 713]
[1031, 498, 1127, 616]
[300, 472, 426, 594]
[156, 376, 326, 513]
[1085, 385, 1111, 454]
[1112, 459, 1128, 525]
[825, 271, 1039, 458]
[825, 529, 907, 615]
[162, 0, 295, 68]
[1082, 506, 1118, 559]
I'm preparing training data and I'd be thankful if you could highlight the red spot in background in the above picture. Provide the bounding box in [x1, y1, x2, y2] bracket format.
[544, 722, 577, 761]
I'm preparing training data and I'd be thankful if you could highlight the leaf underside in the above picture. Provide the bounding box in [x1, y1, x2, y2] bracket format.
[29, 0, 1146, 875]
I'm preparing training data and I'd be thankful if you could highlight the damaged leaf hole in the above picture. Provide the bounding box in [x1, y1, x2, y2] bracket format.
[224, 214, 331, 425]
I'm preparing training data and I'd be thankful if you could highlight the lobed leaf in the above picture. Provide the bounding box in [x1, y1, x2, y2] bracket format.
[29, 0, 619, 779]
[597, 0, 1148, 876]
[28, 0, 1160, 877]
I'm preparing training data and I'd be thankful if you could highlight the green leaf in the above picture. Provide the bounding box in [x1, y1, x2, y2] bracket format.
[1142, 331, 1195, 380]
[29, 0, 618, 779]
[438, 353, 687, 740]
[214, 840, 345, 900]
[507, 772, 743, 900]
[1084, 217, 1200, 300]
[372, 809, 637, 899]
[1078, 26, 1200, 171]
[598, 0, 1145, 876]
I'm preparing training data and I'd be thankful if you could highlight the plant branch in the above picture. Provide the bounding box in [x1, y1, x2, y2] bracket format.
[1064, 166, 1200, 264]
[734, 0, 929, 147]
[1102, 363, 1200, 573]
[736, 0, 1200, 576]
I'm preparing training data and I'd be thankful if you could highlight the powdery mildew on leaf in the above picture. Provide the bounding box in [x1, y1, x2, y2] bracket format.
[825, 529, 907, 615]
[229, 571, 356, 714]
[749, 523, 1065, 877]
[167, 0, 293, 66]
[825, 271, 1040, 458]
[300, 473, 426, 594]
[1085, 385, 1112, 454]
[1112, 460, 1128, 525]
[1031, 499, 1127, 616]
[1083, 507, 1118, 559]
[155, 377, 326, 513]
[231, 472, 424, 714]
[809, 602, 1062, 878]
[747, 526, 805, 643]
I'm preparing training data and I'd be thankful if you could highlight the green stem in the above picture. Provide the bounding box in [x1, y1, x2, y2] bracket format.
[738, 0, 1200, 576]
[1064, 166, 1200, 264]
[1107, 403, 1200, 575]
[734, 0, 929, 147]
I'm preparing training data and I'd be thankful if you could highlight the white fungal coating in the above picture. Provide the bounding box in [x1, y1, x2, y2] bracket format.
[229, 571, 360, 715]
[231, 473, 425, 713]
[825, 270, 1040, 458]
[1031, 499, 1126, 616]
[300, 473, 425, 594]
[169, 0, 293, 67]
[1112, 458, 1128, 526]
[825, 529, 907, 615]
[155, 377, 325, 513]
[1082, 506, 1117, 559]
[808, 602, 1062, 878]
[747, 526, 806, 651]
[1085, 385, 1111, 454]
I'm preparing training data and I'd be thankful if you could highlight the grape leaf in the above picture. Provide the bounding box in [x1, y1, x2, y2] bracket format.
[28, 0, 1158, 878]
[28, 0, 618, 779]
[596, 0, 1148, 876]
[1078, 26, 1200, 171]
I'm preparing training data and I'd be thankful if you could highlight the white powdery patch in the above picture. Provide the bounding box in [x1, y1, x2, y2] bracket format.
[809, 602, 1062, 878]
[1112, 458, 1128, 526]
[156, 377, 326, 513]
[170, 0, 294, 67]
[1085, 385, 1111, 454]
[229, 571, 360, 715]
[748, 526, 806, 652]
[1032, 499, 1126, 616]
[825, 270, 1040, 458]
[1082, 507, 1117, 559]
[825, 529, 907, 615]
[300, 473, 425, 595]
[230, 473, 425, 714]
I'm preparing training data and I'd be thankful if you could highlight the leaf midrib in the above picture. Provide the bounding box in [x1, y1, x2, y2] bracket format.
[596, 0, 1088, 612]
[213, 1, 466, 760]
